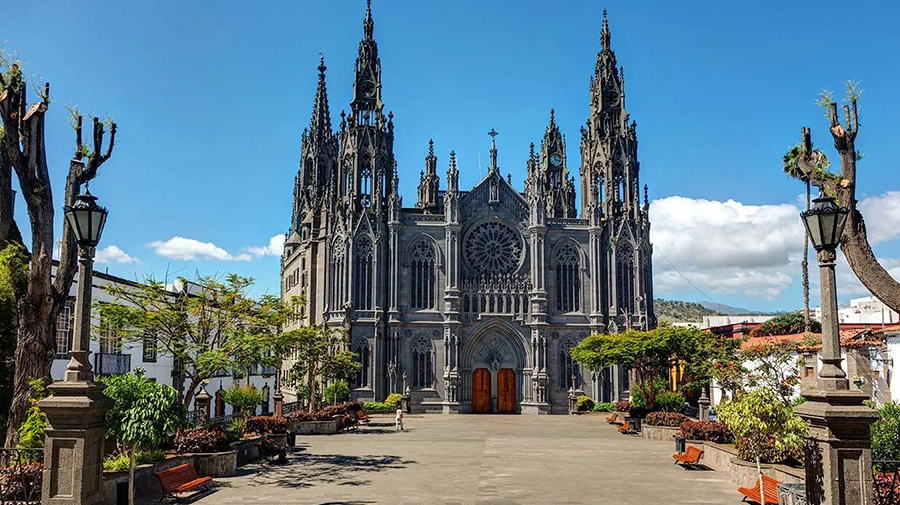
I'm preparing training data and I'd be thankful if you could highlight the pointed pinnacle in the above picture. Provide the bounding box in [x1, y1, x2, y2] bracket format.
[318, 54, 326, 76]
[429, 139, 434, 156]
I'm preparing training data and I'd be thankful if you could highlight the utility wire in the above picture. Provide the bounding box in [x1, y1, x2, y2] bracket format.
[655, 247, 719, 305]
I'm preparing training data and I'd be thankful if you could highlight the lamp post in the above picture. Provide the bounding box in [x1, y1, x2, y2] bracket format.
[794, 193, 878, 505]
[39, 186, 111, 505]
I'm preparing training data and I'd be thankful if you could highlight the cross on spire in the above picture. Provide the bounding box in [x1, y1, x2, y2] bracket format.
[488, 128, 499, 173]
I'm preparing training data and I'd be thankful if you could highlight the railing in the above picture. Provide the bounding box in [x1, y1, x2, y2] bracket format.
[282, 401, 302, 416]
[683, 404, 699, 419]
[94, 352, 131, 375]
[0, 448, 43, 505]
[207, 414, 235, 428]
[874, 460, 900, 505]
[460, 274, 531, 322]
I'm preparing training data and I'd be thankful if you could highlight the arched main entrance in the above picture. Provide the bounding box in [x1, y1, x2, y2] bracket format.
[461, 320, 527, 414]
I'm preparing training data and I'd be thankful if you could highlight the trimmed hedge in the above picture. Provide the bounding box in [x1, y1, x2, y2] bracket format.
[245, 416, 288, 435]
[644, 412, 689, 427]
[679, 420, 733, 444]
[174, 428, 230, 454]
[592, 402, 616, 413]
[363, 401, 392, 411]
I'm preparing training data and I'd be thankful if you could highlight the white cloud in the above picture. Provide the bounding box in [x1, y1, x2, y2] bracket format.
[95, 245, 138, 265]
[651, 192, 900, 303]
[858, 191, 900, 245]
[650, 196, 804, 301]
[245, 234, 285, 258]
[146, 237, 251, 262]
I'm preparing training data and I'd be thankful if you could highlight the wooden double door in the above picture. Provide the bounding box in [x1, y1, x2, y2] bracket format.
[472, 368, 516, 414]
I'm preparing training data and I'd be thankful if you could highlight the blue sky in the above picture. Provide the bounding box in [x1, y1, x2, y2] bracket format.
[2, 0, 899, 311]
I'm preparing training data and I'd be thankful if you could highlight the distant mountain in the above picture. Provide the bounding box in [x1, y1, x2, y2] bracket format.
[655, 299, 724, 323]
[698, 301, 789, 317]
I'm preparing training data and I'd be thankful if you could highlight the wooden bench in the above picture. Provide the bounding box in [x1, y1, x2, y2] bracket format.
[617, 420, 631, 434]
[155, 464, 212, 502]
[672, 445, 704, 469]
[356, 411, 371, 424]
[738, 475, 781, 505]
[606, 413, 617, 424]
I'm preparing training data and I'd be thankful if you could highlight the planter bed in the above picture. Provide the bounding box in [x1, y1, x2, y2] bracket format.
[291, 419, 342, 435]
[684, 440, 804, 485]
[641, 425, 681, 442]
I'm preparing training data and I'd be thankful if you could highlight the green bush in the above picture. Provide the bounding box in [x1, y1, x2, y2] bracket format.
[630, 377, 668, 411]
[363, 401, 392, 411]
[245, 416, 288, 435]
[592, 402, 616, 412]
[644, 412, 689, 427]
[222, 385, 266, 416]
[385, 393, 402, 409]
[655, 391, 685, 413]
[575, 396, 595, 412]
[17, 379, 50, 450]
[225, 418, 244, 442]
[324, 381, 350, 404]
[103, 449, 166, 472]
[872, 402, 900, 473]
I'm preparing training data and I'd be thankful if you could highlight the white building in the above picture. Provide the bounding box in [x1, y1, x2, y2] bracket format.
[700, 315, 775, 329]
[49, 266, 277, 418]
[814, 296, 899, 326]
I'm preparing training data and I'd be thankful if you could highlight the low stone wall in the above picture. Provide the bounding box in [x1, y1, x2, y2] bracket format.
[292, 419, 342, 435]
[192, 450, 238, 477]
[101, 454, 195, 505]
[687, 440, 804, 485]
[231, 435, 262, 466]
[641, 425, 681, 442]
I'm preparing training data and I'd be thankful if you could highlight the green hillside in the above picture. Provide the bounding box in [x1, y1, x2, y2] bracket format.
[655, 299, 724, 323]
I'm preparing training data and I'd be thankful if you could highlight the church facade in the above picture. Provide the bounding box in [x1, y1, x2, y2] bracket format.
[280, 4, 654, 414]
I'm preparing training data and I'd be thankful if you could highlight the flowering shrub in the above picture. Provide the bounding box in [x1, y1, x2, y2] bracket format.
[287, 402, 363, 422]
[245, 416, 289, 435]
[615, 401, 631, 412]
[575, 396, 595, 412]
[592, 402, 616, 413]
[679, 420, 733, 444]
[174, 428, 230, 454]
[644, 412, 689, 427]
[385, 393, 402, 409]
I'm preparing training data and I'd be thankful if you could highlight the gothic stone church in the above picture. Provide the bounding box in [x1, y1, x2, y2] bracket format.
[281, 4, 655, 414]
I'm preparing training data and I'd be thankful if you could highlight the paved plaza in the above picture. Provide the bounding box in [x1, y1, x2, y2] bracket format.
[191, 414, 739, 505]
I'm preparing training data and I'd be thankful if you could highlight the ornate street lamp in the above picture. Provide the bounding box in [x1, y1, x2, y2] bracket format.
[63, 187, 109, 382]
[40, 185, 112, 505]
[799, 193, 848, 388]
[795, 191, 879, 505]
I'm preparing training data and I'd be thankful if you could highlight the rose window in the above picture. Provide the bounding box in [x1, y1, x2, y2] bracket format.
[464, 222, 523, 274]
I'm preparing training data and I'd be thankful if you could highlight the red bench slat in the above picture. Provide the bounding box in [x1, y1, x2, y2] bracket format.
[156, 464, 211, 495]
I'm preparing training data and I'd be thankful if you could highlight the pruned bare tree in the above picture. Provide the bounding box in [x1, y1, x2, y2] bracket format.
[787, 82, 900, 314]
[0, 60, 117, 445]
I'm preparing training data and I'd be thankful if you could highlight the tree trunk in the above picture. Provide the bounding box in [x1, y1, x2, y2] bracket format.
[129, 445, 136, 505]
[756, 455, 765, 504]
[802, 180, 811, 332]
[182, 375, 203, 409]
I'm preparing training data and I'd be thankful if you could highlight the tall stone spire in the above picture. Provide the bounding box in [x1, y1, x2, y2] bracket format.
[352, 0, 383, 118]
[309, 55, 332, 141]
[364, 0, 374, 40]
[417, 139, 440, 210]
[600, 9, 611, 51]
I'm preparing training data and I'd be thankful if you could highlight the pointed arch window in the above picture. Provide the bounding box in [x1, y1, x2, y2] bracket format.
[353, 236, 373, 310]
[617, 242, 635, 313]
[412, 336, 434, 389]
[409, 240, 436, 310]
[361, 163, 372, 208]
[556, 244, 581, 312]
[355, 339, 370, 388]
[559, 339, 580, 391]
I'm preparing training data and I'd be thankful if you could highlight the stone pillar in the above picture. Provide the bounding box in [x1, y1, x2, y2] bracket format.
[195, 388, 212, 424]
[39, 247, 111, 505]
[794, 249, 879, 505]
[273, 390, 284, 418]
[698, 387, 710, 422]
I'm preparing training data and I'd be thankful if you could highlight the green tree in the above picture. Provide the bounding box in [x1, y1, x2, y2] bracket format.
[748, 312, 821, 338]
[287, 326, 360, 412]
[99, 274, 298, 408]
[740, 341, 803, 405]
[221, 384, 266, 417]
[571, 326, 736, 410]
[102, 371, 185, 505]
[717, 389, 808, 501]
[0, 243, 26, 434]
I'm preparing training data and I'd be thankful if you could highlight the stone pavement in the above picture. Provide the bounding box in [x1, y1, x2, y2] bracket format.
[190, 414, 740, 505]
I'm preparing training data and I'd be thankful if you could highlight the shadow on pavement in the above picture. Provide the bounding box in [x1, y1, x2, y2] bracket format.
[235, 453, 417, 489]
